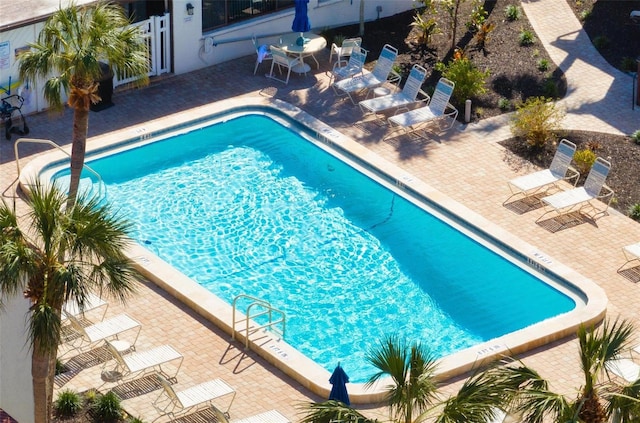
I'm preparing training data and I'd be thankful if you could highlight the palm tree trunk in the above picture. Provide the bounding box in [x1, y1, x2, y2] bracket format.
[32, 341, 52, 423]
[67, 107, 90, 207]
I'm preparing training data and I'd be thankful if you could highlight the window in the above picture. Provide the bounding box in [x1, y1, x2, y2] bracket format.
[202, 0, 295, 32]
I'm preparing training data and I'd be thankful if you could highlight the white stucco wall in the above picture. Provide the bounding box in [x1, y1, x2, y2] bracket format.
[0, 294, 34, 423]
[0, 22, 47, 115]
[171, 0, 415, 75]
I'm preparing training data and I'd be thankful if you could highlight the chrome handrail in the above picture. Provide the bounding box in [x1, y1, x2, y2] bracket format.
[14, 137, 106, 200]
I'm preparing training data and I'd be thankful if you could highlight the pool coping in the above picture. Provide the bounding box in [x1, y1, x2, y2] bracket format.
[19, 96, 608, 404]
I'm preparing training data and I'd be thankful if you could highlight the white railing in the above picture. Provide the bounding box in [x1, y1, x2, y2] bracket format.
[115, 13, 171, 87]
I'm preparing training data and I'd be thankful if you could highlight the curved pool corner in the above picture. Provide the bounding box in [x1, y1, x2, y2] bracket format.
[21, 96, 608, 404]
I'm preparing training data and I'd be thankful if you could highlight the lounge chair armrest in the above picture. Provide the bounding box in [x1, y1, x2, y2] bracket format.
[564, 166, 580, 185]
[388, 70, 402, 86]
[597, 184, 614, 205]
[416, 89, 431, 103]
[332, 59, 349, 71]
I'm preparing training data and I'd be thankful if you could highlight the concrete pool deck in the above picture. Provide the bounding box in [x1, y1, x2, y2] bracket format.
[1, 0, 640, 420]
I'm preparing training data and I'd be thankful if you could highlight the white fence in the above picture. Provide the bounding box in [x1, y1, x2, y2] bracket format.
[115, 13, 171, 87]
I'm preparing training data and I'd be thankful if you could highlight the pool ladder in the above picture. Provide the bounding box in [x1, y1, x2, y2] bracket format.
[231, 294, 286, 349]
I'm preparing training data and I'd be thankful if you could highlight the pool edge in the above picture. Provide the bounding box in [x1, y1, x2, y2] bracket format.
[21, 95, 608, 404]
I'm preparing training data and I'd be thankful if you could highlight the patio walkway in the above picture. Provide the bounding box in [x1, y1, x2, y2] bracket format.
[1, 0, 640, 421]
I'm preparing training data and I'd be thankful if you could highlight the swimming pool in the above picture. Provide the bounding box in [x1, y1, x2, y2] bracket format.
[29, 97, 606, 402]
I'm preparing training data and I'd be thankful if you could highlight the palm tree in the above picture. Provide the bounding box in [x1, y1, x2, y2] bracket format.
[0, 183, 140, 423]
[18, 1, 149, 206]
[485, 318, 640, 423]
[300, 334, 511, 423]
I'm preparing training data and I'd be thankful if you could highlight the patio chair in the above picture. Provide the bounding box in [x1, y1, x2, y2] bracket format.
[267, 46, 304, 85]
[536, 157, 613, 223]
[617, 242, 640, 272]
[606, 357, 640, 382]
[332, 44, 401, 104]
[329, 46, 368, 85]
[252, 34, 273, 75]
[152, 373, 236, 420]
[102, 339, 183, 383]
[359, 63, 429, 121]
[387, 77, 458, 136]
[329, 37, 362, 63]
[62, 291, 108, 321]
[61, 312, 141, 355]
[504, 139, 580, 205]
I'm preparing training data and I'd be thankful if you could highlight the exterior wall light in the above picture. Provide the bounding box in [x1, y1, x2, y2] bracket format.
[186, 3, 194, 15]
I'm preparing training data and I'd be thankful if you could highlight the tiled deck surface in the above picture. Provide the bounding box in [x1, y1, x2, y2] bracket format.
[1, 0, 640, 421]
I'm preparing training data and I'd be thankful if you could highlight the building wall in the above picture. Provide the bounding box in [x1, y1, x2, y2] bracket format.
[171, 0, 414, 75]
[0, 22, 47, 115]
[0, 294, 34, 423]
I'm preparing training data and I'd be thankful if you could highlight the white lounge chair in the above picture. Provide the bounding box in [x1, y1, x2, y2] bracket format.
[332, 44, 401, 104]
[387, 77, 458, 136]
[62, 292, 108, 321]
[61, 312, 141, 355]
[152, 373, 236, 420]
[537, 157, 613, 223]
[504, 139, 580, 205]
[103, 339, 183, 383]
[329, 37, 361, 63]
[359, 63, 429, 121]
[252, 34, 273, 75]
[606, 357, 640, 382]
[329, 46, 367, 85]
[267, 46, 304, 85]
[618, 242, 640, 272]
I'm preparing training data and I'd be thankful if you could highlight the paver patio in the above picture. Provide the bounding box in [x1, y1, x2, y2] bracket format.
[1, 0, 640, 421]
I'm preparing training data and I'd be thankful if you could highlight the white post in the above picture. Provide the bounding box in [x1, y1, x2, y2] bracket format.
[465, 99, 472, 123]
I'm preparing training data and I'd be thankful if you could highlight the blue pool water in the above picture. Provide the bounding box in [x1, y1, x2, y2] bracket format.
[54, 113, 576, 382]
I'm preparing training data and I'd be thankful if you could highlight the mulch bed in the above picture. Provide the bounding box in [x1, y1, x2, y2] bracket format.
[329, 0, 640, 217]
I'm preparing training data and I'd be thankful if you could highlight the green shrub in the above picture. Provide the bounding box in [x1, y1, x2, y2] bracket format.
[84, 388, 99, 406]
[632, 130, 640, 144]
[410, 12, 441, 46]
[573, 149, 597, 175]
[519, 29, 536, 46]
[440, 57, 490, 105]
[537, 59, 549, 72]
[510, 96, 565, 148]
[592, 35, 609, 50]
[55, 359, 66, 375]
[55, 389, 82, 417]
[467, 0, 488, 30]
[580, 9, 592, 21]
[93, 391, 122, 423]
[128, 417, 146, 423]
[332, 34, 346, 47]
[621, 57, 637, 73]
[542, 79, 560, 99]
[504, 4, 522, 21]
[498, 98, 511, 110]
[628, 203, 640, 222]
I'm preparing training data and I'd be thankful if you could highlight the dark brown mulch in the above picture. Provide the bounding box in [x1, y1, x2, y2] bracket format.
[566, 0, 640, 73]
[328, 0, 640, 217]
[325, 0, 567, 121]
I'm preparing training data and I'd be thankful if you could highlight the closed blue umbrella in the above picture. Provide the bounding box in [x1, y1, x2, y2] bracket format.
[292, 0, 311, 45]
[329, 363, 350, 406]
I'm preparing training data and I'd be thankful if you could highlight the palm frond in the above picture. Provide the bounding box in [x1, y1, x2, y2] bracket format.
[297, 400, 376, 423]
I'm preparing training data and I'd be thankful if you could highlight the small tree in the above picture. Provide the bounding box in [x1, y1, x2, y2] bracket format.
[510, 96, 565, 149]
[437, 56, 490, 106]
[411, 0, 440, 46]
